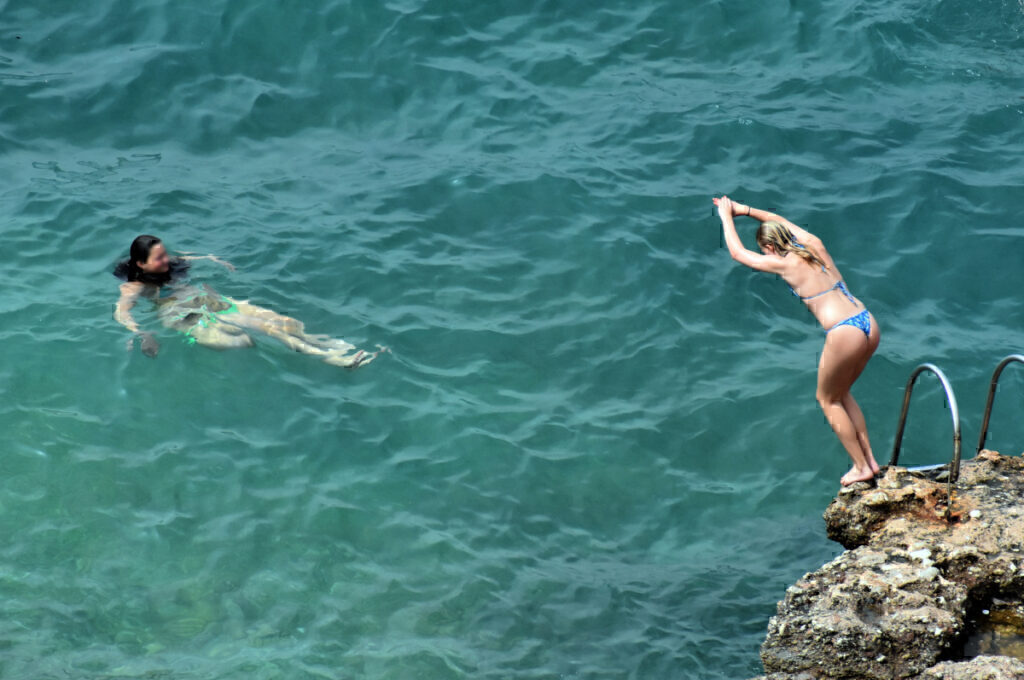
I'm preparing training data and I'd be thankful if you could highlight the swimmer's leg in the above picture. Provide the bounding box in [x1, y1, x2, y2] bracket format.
[262, 330, 384, 367]
[229, 301, 307, 336]
[322, 345, 389, 368]
[186, 323, 255, 350]
[302, 333, 358, 353]
[225, 299, 381, 367]
[157, 308, 254, 350]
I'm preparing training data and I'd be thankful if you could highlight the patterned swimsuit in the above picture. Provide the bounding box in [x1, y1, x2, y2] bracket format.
[789, 272, 872, 338]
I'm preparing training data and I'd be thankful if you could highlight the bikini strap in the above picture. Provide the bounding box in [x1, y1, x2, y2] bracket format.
[797, 280, 842, 301]
[835, 280, 857, 305]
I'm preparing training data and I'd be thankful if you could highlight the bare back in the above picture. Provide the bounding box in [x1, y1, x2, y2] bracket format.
[778, 243, 864, 330]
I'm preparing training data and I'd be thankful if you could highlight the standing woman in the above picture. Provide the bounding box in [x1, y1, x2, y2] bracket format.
[714, 196, 881, 486]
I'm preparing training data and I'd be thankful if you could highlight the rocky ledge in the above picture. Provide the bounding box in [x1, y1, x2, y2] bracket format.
[751, 449, 1024, 680]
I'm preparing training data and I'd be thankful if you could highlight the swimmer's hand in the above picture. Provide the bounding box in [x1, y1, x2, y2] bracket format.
[137, 331, 160, 358]
[177, 252, 236, 272]
[209, 255, 235, 272]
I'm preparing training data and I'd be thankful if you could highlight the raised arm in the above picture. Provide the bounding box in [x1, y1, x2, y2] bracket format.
[731, 201, 820, 246]
[714, 196, 786, 273]
[727, 199, 837, 273]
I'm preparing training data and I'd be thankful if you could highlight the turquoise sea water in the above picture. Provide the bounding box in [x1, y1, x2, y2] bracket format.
[2, 1, 1024, 678]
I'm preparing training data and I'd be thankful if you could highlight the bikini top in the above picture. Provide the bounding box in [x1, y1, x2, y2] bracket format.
[785, 246, 857, 305]
[789, 278, 857, 305]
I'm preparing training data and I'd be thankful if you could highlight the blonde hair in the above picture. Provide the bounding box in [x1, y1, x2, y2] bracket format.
[756, 221, 827, 270]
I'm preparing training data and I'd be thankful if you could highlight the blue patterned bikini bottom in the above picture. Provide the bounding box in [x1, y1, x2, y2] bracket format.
[828, 309, 871, 338]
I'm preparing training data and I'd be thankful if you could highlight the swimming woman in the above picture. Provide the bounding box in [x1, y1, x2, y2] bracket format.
[714, 196, 881, 486]
[113, 234, 380, 367]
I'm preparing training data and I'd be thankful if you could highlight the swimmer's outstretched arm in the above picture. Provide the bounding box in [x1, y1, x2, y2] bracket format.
[114, 282, 160, 357]
[177, 252, 235, 272]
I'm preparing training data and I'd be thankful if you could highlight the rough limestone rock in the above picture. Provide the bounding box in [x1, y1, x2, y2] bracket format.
[750, 450, 1024, 680]
[824, 449, 1024, 599]
[760, 546, 967, 679]
[919, 655, 1024, 679]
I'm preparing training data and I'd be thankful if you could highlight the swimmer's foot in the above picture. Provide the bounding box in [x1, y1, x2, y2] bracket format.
[868, 455, 881, 476]
[319, 346, 385, 372]
[323, 349, 366, 368]
[841, 466, 876, 487]
[305, 334, 356, 353]
[322, 345, 391, 369]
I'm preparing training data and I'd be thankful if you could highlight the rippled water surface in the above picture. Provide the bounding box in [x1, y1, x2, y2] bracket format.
[2, 1, 1024, 678]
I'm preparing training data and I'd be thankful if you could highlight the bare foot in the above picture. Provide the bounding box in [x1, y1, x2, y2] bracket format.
[323, 349, 368, 368]
[868, 455, 881, 475]
[324, 345, 390, 369]
[306, 334, 356, 353]
[841, 466, 876, 486]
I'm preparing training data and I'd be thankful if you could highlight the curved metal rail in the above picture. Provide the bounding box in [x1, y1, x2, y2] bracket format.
[975, 354, 1024, 455]
[888, 363, 962, 518]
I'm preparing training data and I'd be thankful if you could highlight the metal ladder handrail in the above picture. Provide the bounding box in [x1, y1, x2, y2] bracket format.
[888, 363, 961, 518]
[975, 354, 1024, 455]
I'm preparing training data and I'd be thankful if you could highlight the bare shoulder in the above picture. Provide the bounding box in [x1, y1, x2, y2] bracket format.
[118, 280, 143, 294]
[118, 281, 156, 299]
[119, 281, 143, 296]
[808, 239, 838, 274]
[782, 220, 835, 271]
[736, 249, 788, 274]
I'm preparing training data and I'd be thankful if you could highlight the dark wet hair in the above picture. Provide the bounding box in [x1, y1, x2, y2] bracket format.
[112, 234, 188, 286]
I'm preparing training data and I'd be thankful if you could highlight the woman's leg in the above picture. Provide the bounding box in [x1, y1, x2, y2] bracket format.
[230, 302, 307, 335]
[841, 393, 879, 474]
[157, 306, 255, 350]
[817, 326, 875, 485]
[226, 300, 376, 367]
[841, 313, 882, 472]
[186, 322, 255, 350]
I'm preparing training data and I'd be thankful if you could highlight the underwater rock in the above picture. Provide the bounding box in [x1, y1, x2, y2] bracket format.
[750, 450, 1024, 680]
